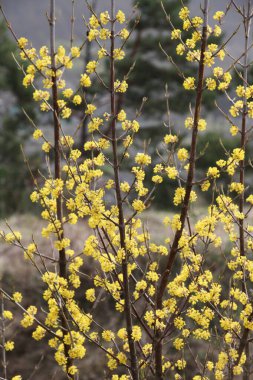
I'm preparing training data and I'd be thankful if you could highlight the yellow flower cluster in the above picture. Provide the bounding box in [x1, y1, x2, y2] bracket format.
[5, 3, 253, 380]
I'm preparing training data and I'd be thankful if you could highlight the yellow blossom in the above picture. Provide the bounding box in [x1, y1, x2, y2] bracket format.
[80, 73, 91, 87]
[183, 77, 196, 90]
[86, 288, 96, 302]
[13, 292, 22, 303]
[177, 148, 188, 161]
[32, 326, 46, 341]
[116, 10, 125, 24]
[131, 325, 142, 341]
[71, 46, 80, 58]
[3, 310, 13, 320]
[171, 29, 181, 39]
[213, 11, 225, 21]
[179, 7, 190, 20]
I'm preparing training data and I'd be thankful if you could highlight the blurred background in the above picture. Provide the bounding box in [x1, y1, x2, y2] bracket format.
[0, 0, 251, 378]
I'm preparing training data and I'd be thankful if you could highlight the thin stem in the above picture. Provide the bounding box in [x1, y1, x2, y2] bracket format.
[109, 1, 139, 379]
[239, 0, 250, 264]
[235, 2, 252, 378]
[49, 1, 73, 378]
[154, 1, 209, 378]
[0, 294, 7, 380]
[70, 0, 75, 48]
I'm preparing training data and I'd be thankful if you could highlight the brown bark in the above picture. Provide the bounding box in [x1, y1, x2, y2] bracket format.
[109, 1, 139, 379]
[154, 2, 209, 378]
[49, 1, 73, 378]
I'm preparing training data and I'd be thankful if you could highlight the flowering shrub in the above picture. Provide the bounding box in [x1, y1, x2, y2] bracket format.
[1, 0, 253, 379]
